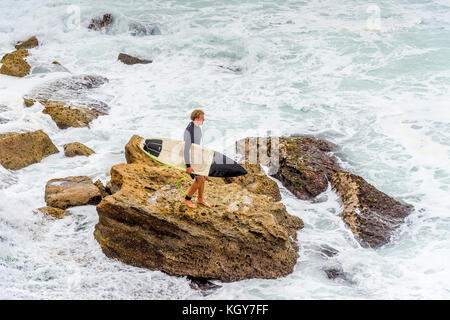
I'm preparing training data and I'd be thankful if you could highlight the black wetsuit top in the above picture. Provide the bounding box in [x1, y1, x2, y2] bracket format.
[184, 121, 202, 177]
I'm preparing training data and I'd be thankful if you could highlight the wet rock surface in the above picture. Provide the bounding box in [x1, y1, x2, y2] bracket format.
[45, 176, 102, 209]
[0, 130, 59, 170]
[94, 135, 303, 282]
[0, 48, 31, 77]
[15, 36, 39, 50]
[63, 142, 95, 157]
[88, 14, 114, 31]
[237, 136, 412, 248]
[23, 75, 109, 128]
[118, 53, 152, 65]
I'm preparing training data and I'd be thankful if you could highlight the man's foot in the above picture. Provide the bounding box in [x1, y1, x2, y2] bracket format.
[183, 199, 197, 209]
[197, 199, 211, 208]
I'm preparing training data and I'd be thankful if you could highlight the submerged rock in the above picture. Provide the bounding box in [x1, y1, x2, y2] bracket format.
[0, 130, 59, 170]
[24, 75, 109, 129]
[0, 48, 31, 77]
[15, 36, 39, 50]
[187, 276, 222, 293]
[323, 266, 350, 281]
[94, 162, 303, 282]
[45, 176, 102, 209]
[129, 21, 161, 36]
[218, 65, 243, 73]
[88, 13, 114, 31]
[118, 53, 152, 65]
[237, 136, 412, 248]
[63, 142, 95, 157]
[35, 206, 69, 219]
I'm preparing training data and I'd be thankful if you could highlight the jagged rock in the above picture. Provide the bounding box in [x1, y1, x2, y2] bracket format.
[45, 176, 102, 209]
[94, 161, 303, 282]
[88, 13, 114, 31]
[41, 100, 103, 129]
[330, 171, 411, 248]
[105, 180, 117, 195]
[118, 53, 152, 65]
[35, 206, 69, 219]
[63, 142, 95, 157]
[0, 130, 59, 170]
[125, 135, 158, 167]
[94, 179, 109, 198]
[129, 21, 161, 36]
[15, 36, 39, 50]
[237, 136, 412, 248]
[0, 48, 31, 77]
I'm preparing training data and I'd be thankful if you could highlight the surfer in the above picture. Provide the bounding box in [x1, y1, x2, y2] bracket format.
[183, 109, 211, 209]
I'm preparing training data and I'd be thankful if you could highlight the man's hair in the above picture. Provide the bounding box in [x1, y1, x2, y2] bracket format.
[190, 109, 204, 121]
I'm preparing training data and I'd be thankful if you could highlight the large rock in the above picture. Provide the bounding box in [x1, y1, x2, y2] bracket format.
[23, 75, 109, 129]
[330, 171, 411, 248]
[125, 135, 158, 167]
[45, 176, 102, 209]
[0, 48, 31, 77]
[15, 36, 39, 50]
[94, 162, 303, 282]
[237, 136, 412, 248]
[118, 53, 152, 65]
[41, 101, 104, 129]
[0, 130, 59, 170]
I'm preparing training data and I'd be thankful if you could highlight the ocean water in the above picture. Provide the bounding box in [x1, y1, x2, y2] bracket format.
[0, 0, 449, 299]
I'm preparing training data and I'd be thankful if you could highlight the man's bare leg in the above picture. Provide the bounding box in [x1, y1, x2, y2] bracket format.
[196, 176, 211, 207]
[183, 180, 199, 208]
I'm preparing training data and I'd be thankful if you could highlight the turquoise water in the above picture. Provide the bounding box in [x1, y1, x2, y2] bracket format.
[0, 0, 449, 299]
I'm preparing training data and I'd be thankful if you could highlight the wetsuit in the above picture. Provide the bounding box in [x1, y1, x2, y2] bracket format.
[184, 121, 202, 179]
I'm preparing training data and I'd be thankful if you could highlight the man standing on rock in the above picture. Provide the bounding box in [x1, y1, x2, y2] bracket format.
[183, 109, 211, 209]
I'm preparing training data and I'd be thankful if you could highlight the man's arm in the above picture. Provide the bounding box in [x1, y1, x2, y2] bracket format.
[184, 125, 194, 169]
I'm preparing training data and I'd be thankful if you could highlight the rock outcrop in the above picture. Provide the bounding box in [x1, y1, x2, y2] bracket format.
[45, 176, 102, 209]
[0, 48, 31, 77]
[236, 136, 412, 248]
[94, 135, 303, 282]
[125, 134, 158, 167]
[0, 130, 59, 170]
[63, 142, 95, 157]
[23, 75, 109, 129]
[94, 162, 303, 282]
[118, 53, 152, 65]
[41, 101, 104, 129]
[15, 36, 39, 50]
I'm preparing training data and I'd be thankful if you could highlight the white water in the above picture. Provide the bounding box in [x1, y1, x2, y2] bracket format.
[1, 0, 449, 299]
